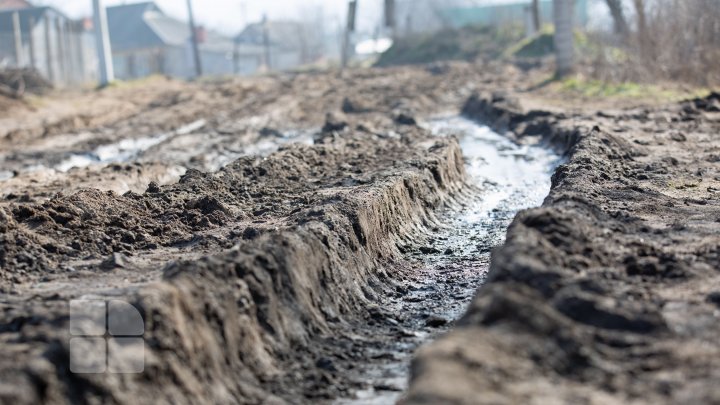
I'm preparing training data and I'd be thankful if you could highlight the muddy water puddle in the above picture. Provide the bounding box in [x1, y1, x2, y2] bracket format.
[336, 117, 561, 404]
[54, 119, 208, 172]
[1, 120, 314, 178]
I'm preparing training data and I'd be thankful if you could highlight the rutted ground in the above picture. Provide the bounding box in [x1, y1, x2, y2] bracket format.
[0, 63, 493, 403]
[405, 91, 720, 404]
[1, 63, 718, 404]
[0, 116, 470, 403]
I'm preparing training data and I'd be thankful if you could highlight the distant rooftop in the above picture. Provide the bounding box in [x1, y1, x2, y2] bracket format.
[107, 1, 234, 53]
[236, 20, 308, 51]
[0, 6, 69, 33]
[0, 0, 33, 11]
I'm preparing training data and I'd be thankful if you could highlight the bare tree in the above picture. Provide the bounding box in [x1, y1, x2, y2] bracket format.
[553, 0, 575, 77]
[633, 0, 649, 54]
[605, 0, 629, 38]
[532, 0, 541, 33]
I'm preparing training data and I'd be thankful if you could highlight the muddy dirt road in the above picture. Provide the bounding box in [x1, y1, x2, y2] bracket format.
[1, 64, 719, 404]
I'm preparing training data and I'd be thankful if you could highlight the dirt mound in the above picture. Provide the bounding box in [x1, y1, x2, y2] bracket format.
[0, 121, 467, 403]
[404, 92, 720, 404]
[0, 68, 52, 98]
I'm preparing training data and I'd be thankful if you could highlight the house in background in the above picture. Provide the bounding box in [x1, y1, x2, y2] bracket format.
[0, 4, 97, 85]
[0, 0, 32, 10]
[235, 20, 324, 73]
[106, 2, 235, 80]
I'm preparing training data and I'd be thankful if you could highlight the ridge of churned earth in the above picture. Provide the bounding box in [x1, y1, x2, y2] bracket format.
[1, 62, 719, 404]
[0, 116, 469, 403]
[404, 91, 720, 404]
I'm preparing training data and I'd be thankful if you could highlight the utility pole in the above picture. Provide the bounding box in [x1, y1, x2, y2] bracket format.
[553, 0, 575, 77]
[28, 16, 36, 69]
[531, 0, 541, 33]
[384, 0, 396, 39]
[341, 0, 357, 69]
[12, 11, 23, 67]
[186, 0, 203, 78]
[93, 0, 114, 86]
[56, 18, 67, 84]
[262, 14, 271, 71]
[44, 12, 54, 83]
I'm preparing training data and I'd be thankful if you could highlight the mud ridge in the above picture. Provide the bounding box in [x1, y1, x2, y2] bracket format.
[0, 128, 469, 403]
[404, 93, 720, 404]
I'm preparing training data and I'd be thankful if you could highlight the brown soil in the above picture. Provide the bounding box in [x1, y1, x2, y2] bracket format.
[404, 91, 720, 404]
[0, 63, 485, 404]
[1, 62, 719, 404]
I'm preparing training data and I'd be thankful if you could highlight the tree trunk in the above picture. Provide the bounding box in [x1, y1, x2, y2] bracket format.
[605, 0, 630, 38]
[532, 0, 541, 32]
[633, 0, 650, 57]
[553, 0, 575, 77]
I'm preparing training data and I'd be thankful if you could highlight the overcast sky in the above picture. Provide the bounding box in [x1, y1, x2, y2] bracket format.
[32, 0, 382, 35]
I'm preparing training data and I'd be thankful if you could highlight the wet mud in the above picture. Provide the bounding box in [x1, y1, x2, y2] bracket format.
[405, 91, 720, 404]
[1, 65, 718, 404]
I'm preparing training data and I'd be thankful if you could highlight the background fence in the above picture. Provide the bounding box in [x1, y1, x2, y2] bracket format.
[0, 8, 97, 87]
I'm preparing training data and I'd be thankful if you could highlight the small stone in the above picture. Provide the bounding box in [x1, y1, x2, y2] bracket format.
[444, 248, 454, 255]
[315, 357, 337, 372]
[670, 132, 687, 142]
[242, 227, 261, 240]
[100, 253, 129, 270]
[259, 127, 283, 138]
[706, 292, 720, 307]
[322, 112, 348, 133]
[368, 305, 384, 320]
[395, 113, 417, 126]
[374, 383, 402, 392]
[425, 315, 449, 328]
[146, 182, 161, 193]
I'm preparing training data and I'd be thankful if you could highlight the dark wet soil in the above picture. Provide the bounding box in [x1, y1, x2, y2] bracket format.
[1, 65, 718, 405]
[404, 90, 720, 405]
[333, 117, 560, 403]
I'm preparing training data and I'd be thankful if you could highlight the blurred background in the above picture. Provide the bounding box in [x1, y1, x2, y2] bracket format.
[0, 0, 718, 93]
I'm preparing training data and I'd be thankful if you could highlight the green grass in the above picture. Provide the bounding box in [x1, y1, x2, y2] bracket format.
[504, 26, 593, 59]
[558, 77, 711, 101]
[375, 24, 524, 67]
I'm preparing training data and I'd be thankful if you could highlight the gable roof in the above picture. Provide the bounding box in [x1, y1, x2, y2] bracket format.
[235, 20, 308, 51]
[107, 1, 233, 53]
[0, 6, 68, 33]
[107, 2, 165, 52]
[0, 0, 32, 10]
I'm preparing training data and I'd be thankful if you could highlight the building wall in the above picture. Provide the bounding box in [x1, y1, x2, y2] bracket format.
[200, 48, 234, 76]
[269, 49, 302, 72]
[113, 45, 235, 80]
[234, 53, 262, 76]
[112, 48, 164, 80]
[0, 9, 96, 87]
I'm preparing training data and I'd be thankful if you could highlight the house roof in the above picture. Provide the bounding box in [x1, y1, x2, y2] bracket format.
[235, 20, 308, 51]
[0, 6, 68, 33]
[107, 1, 234, 53]
[0, 0, 32, 10]
[107, 2, 165, 52]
